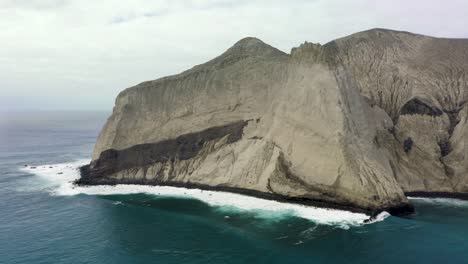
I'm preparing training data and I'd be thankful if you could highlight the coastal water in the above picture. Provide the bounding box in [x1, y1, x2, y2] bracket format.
[1, 111, 468, 264]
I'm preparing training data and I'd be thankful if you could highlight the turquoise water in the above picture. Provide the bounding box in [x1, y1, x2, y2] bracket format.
[1, 111, 468, 264]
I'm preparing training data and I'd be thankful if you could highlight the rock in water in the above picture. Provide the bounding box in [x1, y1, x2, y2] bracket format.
[79, 29, 468, 216]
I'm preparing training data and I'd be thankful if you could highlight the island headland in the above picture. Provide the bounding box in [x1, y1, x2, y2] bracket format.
[77, 28, 467, 217]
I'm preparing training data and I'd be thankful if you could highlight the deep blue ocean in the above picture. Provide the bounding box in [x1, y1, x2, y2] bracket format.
[1, 111, 468, 264]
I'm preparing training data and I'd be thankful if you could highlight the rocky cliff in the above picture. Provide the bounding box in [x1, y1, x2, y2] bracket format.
[78, 29, 467, 216]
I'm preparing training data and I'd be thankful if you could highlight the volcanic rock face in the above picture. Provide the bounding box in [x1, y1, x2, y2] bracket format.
[331, 29, 467, 195]
[80, 29, 467, 215]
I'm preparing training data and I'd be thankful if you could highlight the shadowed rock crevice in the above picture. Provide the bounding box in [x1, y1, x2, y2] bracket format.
[403, 137, 414, 153]
[446, 109, 463, 136]
[438, 139, 452, 157]
[400, 98, 443, 117]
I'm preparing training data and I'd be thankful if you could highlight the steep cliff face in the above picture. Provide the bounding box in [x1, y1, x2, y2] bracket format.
[79, 29, 467, 215]
[330, 29, 467, 194]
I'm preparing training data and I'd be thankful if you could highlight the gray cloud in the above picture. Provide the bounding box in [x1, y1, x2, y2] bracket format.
[1, 0, 467, 110]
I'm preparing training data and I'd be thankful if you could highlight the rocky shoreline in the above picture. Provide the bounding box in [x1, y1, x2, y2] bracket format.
[76, 166, 415, 218]
[405, 192, 468, 200]
[78, 163, 468, 218]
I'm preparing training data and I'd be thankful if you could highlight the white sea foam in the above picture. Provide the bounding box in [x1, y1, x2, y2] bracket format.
[364, 211, 391, 224]
[408, 196, 468, 208]
[19, 160, 388, 228]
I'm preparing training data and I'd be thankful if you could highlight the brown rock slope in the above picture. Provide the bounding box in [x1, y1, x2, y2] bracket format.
[79, 29, 467, 216]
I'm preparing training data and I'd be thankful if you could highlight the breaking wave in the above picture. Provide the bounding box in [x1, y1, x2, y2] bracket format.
[19, 160, 388, 228]
[408, 197, 468, 208]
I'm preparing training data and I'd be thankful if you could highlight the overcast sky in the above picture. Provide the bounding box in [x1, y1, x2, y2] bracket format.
[1, 0, 467, 111]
